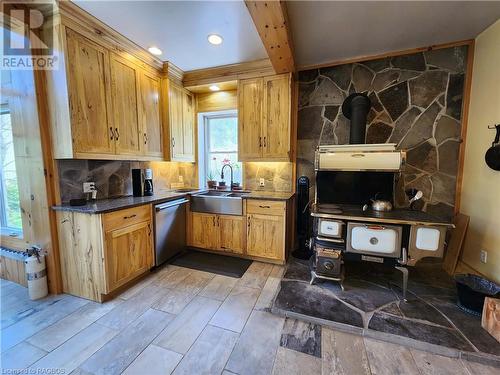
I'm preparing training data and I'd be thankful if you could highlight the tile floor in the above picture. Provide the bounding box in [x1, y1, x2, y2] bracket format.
[1, 261, 497, 374]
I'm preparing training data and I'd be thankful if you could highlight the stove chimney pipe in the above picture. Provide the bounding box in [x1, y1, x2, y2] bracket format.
[341, 93, 371, 144]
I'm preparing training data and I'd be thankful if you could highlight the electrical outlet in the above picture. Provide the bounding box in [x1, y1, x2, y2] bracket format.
[178, 175, 184, 183]
[83, 182, 96, 193]
[259, 178, 265, 187]
[480, 250, 488, 264]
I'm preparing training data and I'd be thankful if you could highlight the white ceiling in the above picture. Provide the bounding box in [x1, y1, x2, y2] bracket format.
[287, 1, 500, 69]
[73, 0, 267, 71]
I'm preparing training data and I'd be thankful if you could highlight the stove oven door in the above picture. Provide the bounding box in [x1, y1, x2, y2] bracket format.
[346, 222, 402, 258]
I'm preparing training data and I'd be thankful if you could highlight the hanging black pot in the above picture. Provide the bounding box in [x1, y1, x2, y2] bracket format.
[485, 124, 500, 171]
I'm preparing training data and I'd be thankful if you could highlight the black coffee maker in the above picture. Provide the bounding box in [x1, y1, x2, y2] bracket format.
[132, 168, 154, 197]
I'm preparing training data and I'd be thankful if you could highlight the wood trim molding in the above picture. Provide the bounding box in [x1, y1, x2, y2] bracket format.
[56, 0, 163, 70]
[298, 39, 474, 71]
[183, 59, 275, 88]
[454, 40, 475, 214]
[162, 61, 184, 84]
[244, 1, 295, 74]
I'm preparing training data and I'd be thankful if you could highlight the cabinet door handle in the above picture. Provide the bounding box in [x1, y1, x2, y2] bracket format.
[143, 132, 148, 144]
[115, 127, 120, 141]
[213, 216, 216, 226]
[148, 223, 151, 236]
[217, 216, 220, 226]
[109, 127, 114, 140]
[172, 137, 175, 148]
[263, 137, 267, 147]
[259, 205, 271, 209]
[259, 137, 262, 148]
[123, 214, 137, 219]
[247, 216, 251, 228]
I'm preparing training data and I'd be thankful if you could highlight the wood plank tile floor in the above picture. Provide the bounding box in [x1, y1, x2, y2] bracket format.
[1, 262, 496, 375]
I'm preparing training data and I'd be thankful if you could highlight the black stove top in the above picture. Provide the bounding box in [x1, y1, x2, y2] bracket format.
[312, 203, 451, 226]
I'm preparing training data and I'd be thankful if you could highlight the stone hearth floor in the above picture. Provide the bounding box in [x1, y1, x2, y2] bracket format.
[272, 258, 500, 364]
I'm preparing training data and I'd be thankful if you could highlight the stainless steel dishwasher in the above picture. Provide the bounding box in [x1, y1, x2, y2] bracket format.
[154, 198, 189, 266]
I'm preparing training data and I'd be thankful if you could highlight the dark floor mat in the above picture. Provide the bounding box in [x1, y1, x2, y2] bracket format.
[171, 249, 252, 278]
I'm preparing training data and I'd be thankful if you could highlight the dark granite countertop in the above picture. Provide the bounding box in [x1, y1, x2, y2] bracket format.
[52, 190, 202, 214]
[52, 189, 294, 214]
[242, 191, 295, 201]
[311, 204, 452, 226]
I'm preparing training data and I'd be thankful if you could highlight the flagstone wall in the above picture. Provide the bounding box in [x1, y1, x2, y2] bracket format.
[297, 45, 469, 220]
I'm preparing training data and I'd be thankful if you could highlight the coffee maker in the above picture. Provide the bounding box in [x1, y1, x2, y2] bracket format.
[143, 168, 154, 196]
[132, 168, 154, 197]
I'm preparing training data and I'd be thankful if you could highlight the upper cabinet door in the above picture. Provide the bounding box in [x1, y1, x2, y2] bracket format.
[65, 29, 115, 155]
[238, 78, 263, 160]
[110, 54, 142, 156]
[139, 71, 162, 158]
[181, 91, 195, 161]
[169, 83, 184, 159]
[262, 74, 291, 159]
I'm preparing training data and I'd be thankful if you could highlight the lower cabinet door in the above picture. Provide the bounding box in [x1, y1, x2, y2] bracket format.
[218, 215, 245, 254]
[191, 212, 218, 249]
[104, 220, 153, 292]
[246, 214, 284, 260]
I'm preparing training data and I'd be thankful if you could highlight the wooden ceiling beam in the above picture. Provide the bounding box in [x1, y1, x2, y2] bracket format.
[244, 1, 295, 74]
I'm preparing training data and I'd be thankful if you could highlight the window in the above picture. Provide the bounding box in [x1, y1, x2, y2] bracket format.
[201, 112, 242, 187]
[0, 103, 23, 236]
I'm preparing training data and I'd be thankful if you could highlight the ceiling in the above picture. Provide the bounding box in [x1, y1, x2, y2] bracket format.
[73, 1, 500, 73]
[287, 1, 500, 69]
[73, 0, 267, 71]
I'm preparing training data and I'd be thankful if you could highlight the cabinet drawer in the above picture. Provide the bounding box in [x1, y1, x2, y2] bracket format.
[246, 200, 285, 216]
[103, 205, 151, 231]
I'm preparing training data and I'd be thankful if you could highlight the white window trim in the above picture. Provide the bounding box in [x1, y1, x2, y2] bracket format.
[197, 110, 238, 188]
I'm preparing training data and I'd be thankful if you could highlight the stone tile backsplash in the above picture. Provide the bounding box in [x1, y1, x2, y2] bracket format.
[243, 162, 293, 192]
[58, 159, 197, 203]
[297, 46, 468, 220]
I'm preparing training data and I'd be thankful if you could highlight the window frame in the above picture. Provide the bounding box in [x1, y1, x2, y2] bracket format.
[198, 110, 242, 188]
[0, 89, 24, 242]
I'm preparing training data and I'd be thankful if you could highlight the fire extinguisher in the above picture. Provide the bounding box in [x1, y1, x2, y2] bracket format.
[25, 246, 48, 300]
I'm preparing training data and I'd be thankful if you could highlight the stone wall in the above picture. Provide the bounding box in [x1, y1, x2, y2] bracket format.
[297, 46, 468, 220]
[58, 160, 197, 202]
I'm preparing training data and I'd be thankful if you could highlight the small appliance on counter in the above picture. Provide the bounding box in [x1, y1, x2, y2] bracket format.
[132, 169, 143, 197]
[144, 168, 154, 196]
[132, 168, 154, 197]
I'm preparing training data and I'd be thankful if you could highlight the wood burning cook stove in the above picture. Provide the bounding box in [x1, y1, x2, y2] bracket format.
[308, 94, 452, 299]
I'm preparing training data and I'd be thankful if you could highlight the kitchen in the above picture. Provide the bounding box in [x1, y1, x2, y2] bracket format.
[1, 1, 499, 374]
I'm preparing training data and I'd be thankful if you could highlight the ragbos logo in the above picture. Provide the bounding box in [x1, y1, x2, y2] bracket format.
[1, 1, 57, 69]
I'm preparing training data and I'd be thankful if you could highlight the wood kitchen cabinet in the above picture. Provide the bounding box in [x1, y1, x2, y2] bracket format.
[56, 205, 154, 302]
[238, 73, 291, 161]
[139, 71, 163, 158]
[246, 200, 286, 261]
[191, 212, 219, 249]
[238, 78, 263, 159]
[64, 28, 115, 156]
[167, 82, 196, 162]
[190, 212, 245, 254]
[109, 54, 142, 156]
[104, 221, 152, 292]
[219, 215, 245, 254]
[47, 27, 164, 160]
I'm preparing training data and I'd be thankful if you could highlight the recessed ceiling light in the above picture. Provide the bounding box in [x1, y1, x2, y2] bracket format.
[209, 85, 220, 92]
[148, 46, 162, 56]
[207, 34, 223, 45]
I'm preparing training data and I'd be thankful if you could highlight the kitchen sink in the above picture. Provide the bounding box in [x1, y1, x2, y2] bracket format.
[190, 190, 250, 215]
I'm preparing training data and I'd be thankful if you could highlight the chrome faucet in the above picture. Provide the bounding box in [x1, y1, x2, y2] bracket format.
[221, 164, 234, 190]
